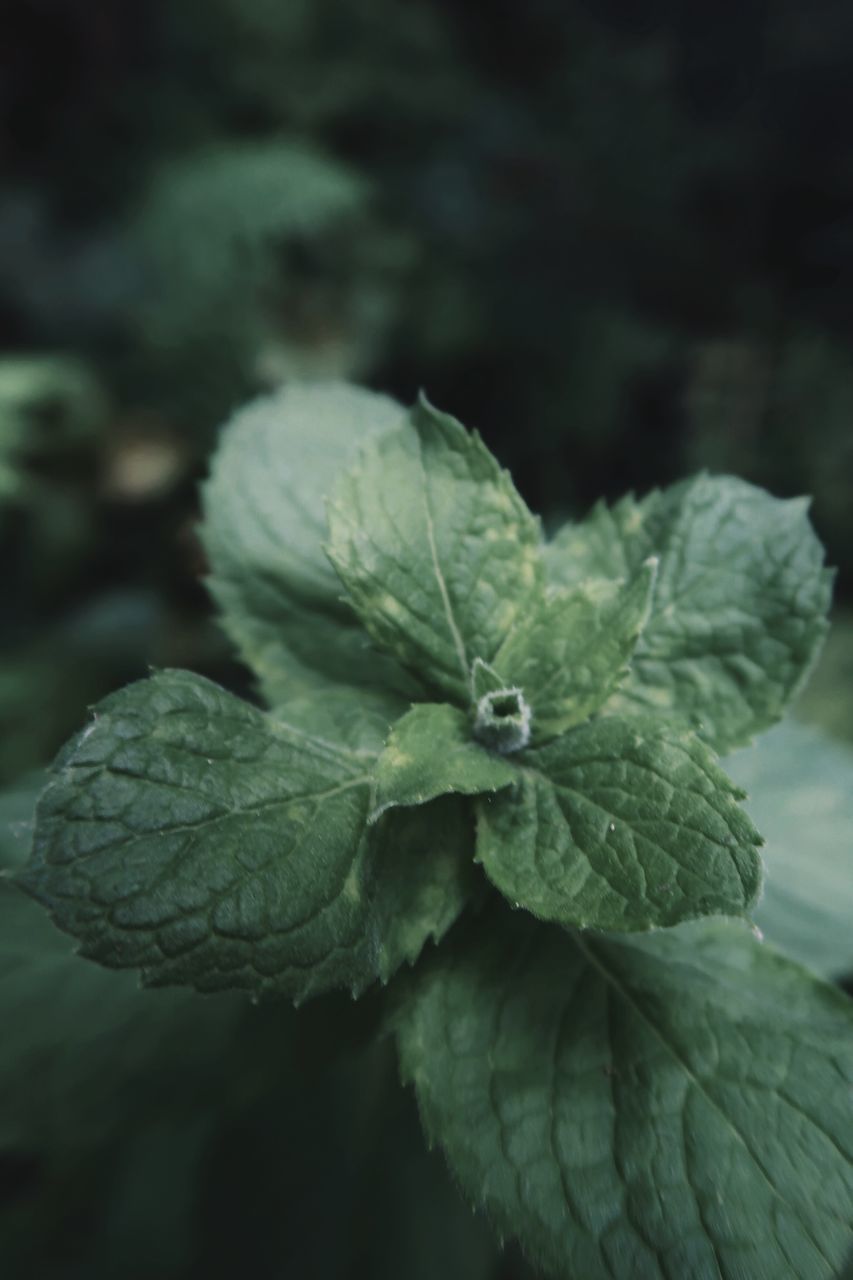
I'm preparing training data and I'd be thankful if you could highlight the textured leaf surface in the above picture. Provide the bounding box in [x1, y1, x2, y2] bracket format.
[372, 703, 517, 820]
[397, 909, 853, 1280]
[270, 684, 408, 755]
[477, 716, 763, 930]
[493, 562, 656, 743]
[22, 670, 472, 1000]
[545, 476, 832, 752]
[202, 382, 420, 703]
[327, 396, 543, 703]
[727, 719, 853, 978]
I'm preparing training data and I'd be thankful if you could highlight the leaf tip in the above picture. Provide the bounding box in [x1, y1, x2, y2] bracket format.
[367, 801, 389, 826]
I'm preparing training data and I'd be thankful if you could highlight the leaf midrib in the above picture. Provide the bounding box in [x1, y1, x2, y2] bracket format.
[517, 757, 753, 910]
[414, 432, 469, 687]
[576, 934, 839, 1276]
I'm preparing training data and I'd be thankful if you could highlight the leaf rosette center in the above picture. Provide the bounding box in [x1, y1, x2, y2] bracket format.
[473, 686, 531, 754]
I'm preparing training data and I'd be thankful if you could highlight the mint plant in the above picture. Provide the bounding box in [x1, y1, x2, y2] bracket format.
[19, 384, 852, 1280]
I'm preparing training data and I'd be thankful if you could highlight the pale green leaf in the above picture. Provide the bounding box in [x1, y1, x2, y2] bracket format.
[202, 382, 421, 703]
[372, 704, 517, 821]
[21, 670, 473, 1001]
[326, 395, 543, 704]
[270, 684, 409, 755]
[793, 608, 853, 745]
[470, 657, 507, 700]
[477, 716, 763, 930]
[493, 561, 656, 743]
[397, 908, 853, 1280]
[544, 493, 640, 583]
[727, 720, 853, 978]
[545, 475, 832, 753]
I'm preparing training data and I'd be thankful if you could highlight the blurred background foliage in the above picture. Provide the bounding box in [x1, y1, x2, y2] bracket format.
[1, 1, 852, 1275]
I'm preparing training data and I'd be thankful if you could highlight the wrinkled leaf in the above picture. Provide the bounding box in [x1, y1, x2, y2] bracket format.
[22, 670, 472, 1001]
[397, 908, 853, 1280]
[477, 716, 763, 930]
[327, 396, 543, 703]
[493, 561, 656, 743]
[546, 476, 832, 752]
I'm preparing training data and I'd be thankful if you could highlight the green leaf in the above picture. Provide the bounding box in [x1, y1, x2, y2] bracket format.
[727, 720, 853, 978]
[202, 382, 421, 703]
[794, 608, 853, 745]
[0, 770, 233, 1150]
[476, 716, 763, 931]
[470, 657, 506, 700]
[0, 769, 46, 871]
[546, 475, 832, 753]
[0, 875, 245, 1151]
[270, 685, 408, 755]
[396, 908, 853, 1280]
[326, 395, 543, 704]
[492, 561, 656, 743]
[372, 704, 517, 821]
[21, 670, 473, 1001]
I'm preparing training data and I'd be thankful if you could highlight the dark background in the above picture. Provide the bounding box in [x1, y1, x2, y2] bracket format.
[1, 2, 852, 1275]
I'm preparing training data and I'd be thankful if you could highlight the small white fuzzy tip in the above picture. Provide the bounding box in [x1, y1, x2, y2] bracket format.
[473, 687, 532, 754]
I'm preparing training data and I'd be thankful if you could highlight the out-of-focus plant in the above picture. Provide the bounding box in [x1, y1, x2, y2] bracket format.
[126, 140, 414, 426]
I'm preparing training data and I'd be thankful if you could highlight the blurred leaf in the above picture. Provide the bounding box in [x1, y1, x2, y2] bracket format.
[137, 141, 367, 324]
[0, 875, 247, 1152]
[0, 357, 106, 469]
[202, 382, 415, 703]
[130, 141, 389, 420]
[727, 720, 853, 978]
[795, 609, 853, 745]
[0, 592, 166, 785]
[0, 770, 45, 871]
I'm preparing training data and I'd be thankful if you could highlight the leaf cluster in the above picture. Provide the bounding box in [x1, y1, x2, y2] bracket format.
[17, 385, 852, 1279]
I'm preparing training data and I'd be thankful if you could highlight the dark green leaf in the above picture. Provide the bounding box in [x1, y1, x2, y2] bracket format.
[0, 769, 46, 871]
[0, 876, 245, 1151]
[22, 670, 472, 1001]
[477, 716, 763, 930]
[546, 476, 832, 753]
[397, 908, 853, 1280]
